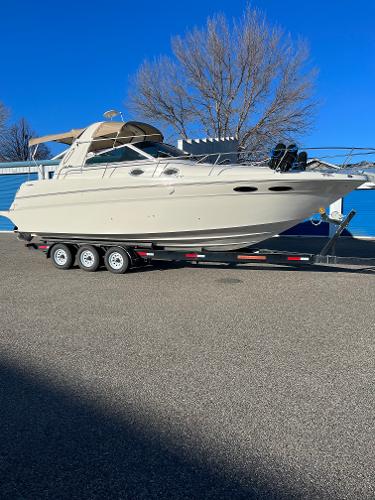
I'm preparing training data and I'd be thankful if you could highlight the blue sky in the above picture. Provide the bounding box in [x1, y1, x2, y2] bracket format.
[1, 0, 374, 148]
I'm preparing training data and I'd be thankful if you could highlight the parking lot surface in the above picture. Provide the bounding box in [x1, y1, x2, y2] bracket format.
[0, 234, 374, 499]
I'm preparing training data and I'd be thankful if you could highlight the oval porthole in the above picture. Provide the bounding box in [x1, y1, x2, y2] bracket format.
[164, 168, 179, 176]
[130, 169, 144, 176]
[269, 186, 293, 192]
[233, 186, 258, 192]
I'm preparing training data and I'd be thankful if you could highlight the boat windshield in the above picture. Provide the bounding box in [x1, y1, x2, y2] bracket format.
[86, 141, 189, 165]
[134, 141, 189, 159]
[86, 146, 145, 164]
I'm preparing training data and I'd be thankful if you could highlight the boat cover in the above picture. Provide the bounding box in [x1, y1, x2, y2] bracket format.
[29, 121, 164, 150]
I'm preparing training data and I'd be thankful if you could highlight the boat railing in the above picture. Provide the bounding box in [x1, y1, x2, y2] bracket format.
[50, 143, 375, 179]
[55, 155, 237, 179]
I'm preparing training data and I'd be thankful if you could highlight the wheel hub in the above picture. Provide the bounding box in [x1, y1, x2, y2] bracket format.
[55, 249, 67, 265]
[80, 250, 95, 268]
[109, 252, 124, 270]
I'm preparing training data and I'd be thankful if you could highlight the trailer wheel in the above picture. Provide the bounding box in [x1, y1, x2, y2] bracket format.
[77, 245, 100, 272]
[51, 243, 74, 270]
[104, 247, 130, 274]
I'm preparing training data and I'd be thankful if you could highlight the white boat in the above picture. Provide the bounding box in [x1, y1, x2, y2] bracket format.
[0, 120, 367, 251]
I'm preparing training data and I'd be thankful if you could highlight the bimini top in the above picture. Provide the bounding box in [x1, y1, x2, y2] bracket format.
[29, 121, 164, 151]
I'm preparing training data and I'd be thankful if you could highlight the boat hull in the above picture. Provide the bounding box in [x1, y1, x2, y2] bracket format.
[4, 170, 365, 250]
[36, 220, 302, 250]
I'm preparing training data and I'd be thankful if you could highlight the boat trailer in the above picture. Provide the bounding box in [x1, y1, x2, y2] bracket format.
[26, 209, 375, 273]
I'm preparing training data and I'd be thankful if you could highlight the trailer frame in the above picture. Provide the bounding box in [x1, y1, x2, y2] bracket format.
[25, 209, 375, 272]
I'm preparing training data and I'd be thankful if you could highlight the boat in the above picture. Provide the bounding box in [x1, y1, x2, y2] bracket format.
[0, 120, 367, 251]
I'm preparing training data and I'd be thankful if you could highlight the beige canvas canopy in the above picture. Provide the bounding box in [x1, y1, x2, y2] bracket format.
[29, 121, 164, 151]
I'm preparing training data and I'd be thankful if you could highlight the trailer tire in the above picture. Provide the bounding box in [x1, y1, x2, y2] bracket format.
[104, 247, 130, 274]
[77, 245, 101, 272]
[51, 244, 74, 270]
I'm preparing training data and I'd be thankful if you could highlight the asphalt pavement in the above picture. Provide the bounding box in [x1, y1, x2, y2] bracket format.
[0, 234, 374, 499]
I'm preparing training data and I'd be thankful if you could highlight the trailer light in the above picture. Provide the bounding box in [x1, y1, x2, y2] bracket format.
[38, 245, 49, 250]
[237, 255, 267, 260]
[287, 256, 310, 261]
[184, 253, 204, 258]
[137, 251, 154, 257]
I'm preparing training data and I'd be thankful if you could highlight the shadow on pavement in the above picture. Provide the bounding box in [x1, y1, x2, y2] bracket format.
[0, 356, 293, 499]
[135, 260, 374, 275]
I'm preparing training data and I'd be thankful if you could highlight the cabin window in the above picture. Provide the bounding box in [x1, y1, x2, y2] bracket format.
[233, 186, 258, 192]
[268, 186, 293, 192]
[134, 141, 188, 159]
[164, 168, 179, 176]
[130, 168, 144, 176]
[86, 146, 144, 165]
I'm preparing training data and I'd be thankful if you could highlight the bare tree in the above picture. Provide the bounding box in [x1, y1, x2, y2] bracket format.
[0, 101, 8, 131]
[0, 118, 50, 162]
[0, 102, 9, 161]
[129, 6, 316, 154]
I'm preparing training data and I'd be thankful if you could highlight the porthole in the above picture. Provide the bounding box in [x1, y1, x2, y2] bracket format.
[233, 186, 258, 192]
[269, 186, 293, 192]
[130, 169, 144, 176]
[164, 168, 179, 176]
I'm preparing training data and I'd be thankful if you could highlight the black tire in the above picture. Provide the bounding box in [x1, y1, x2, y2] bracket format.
[77, 245, 101, 272]
[51, 243, 74, 270]
[104, 247, 130, 274]
[297, 151, 307, 171]
[279, 144, 298, 172]
[268, 143, 286, 170]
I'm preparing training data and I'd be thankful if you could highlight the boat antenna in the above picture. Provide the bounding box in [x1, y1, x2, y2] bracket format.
[103, 109, 124, 122]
